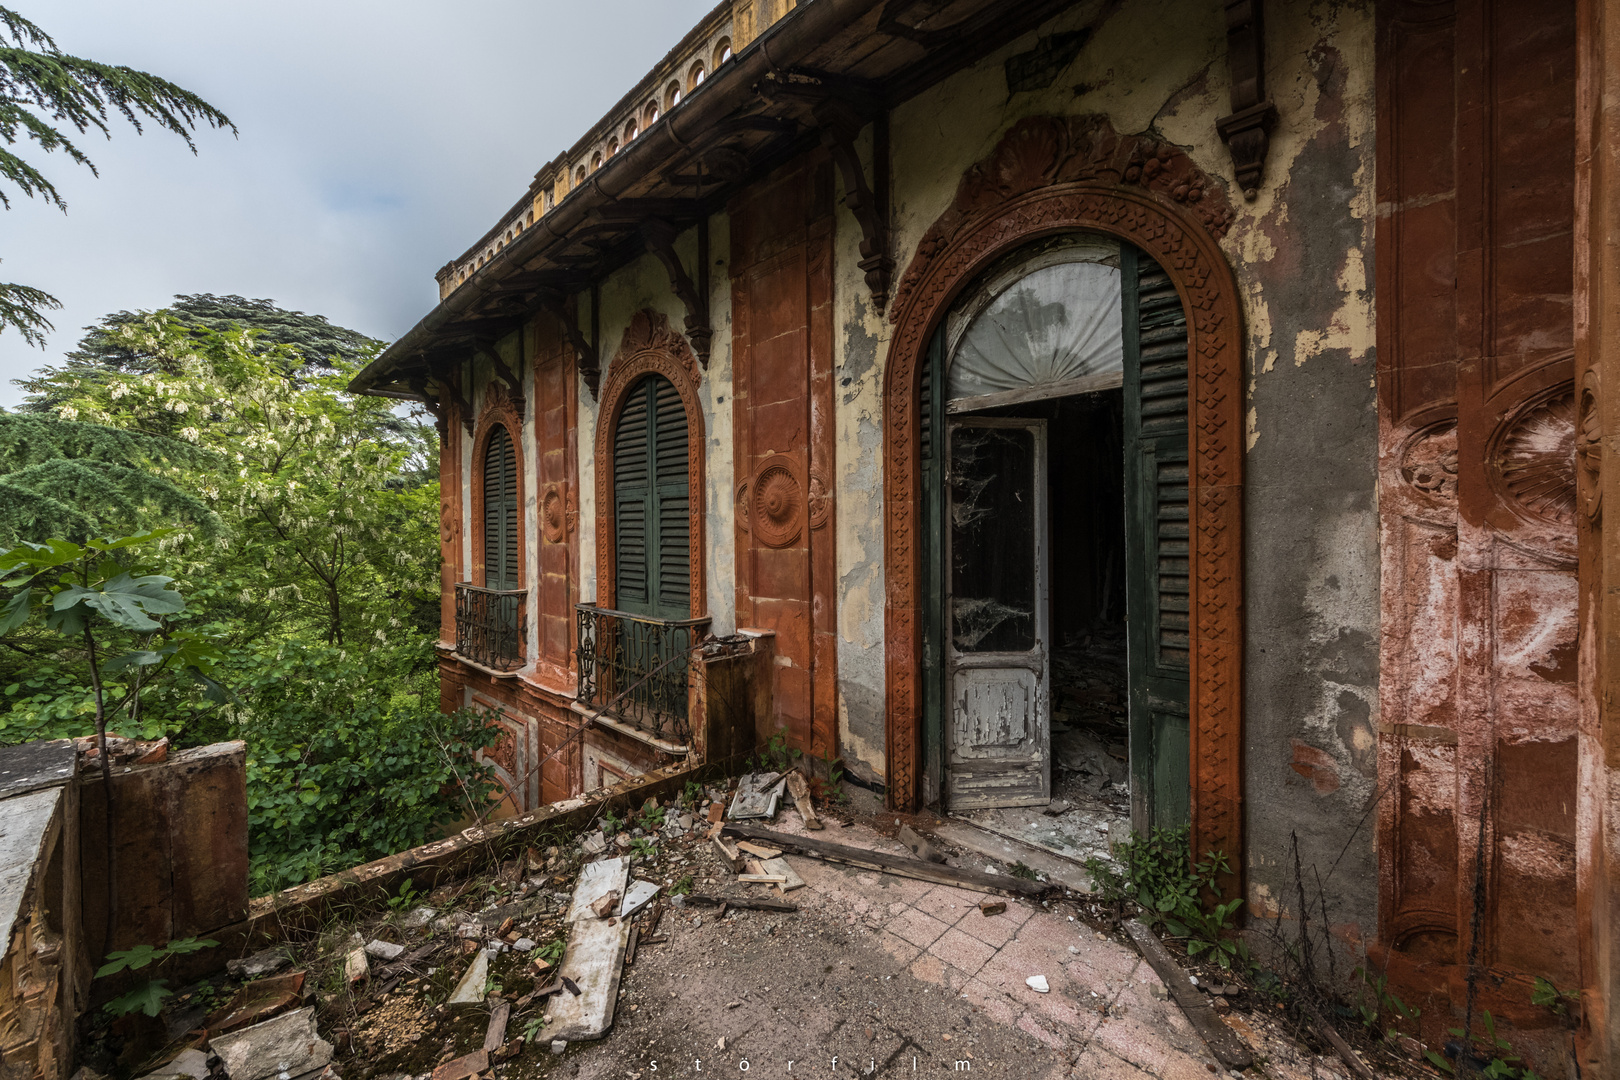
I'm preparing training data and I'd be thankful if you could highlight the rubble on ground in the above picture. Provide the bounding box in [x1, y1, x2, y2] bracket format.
[71, 763, 1430, 1080]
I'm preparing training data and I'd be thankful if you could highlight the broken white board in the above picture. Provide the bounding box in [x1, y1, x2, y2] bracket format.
[566, 856, 629, 923]
[551, 854, 633, 1041]
[617, 879, 660, 918]
[547, 916, 632, 1041]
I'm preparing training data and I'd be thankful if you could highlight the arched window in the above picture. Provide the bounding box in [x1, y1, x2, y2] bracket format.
[612, 373, 690, 617]
[690, 63, 705, 89]
[591, 151, 602, 172]
[625, 119, 638, 142]
[715, 39, 732, 65]
[482, 425, 519, 591]
[607, 137, 619, 158]
[645, 100, 660, 125]
[575, 165, 586, 188]
[666, 81, 682, 109]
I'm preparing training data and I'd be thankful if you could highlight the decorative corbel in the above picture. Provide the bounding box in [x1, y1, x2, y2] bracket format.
[815, 99, 892, 307]
[474, 339, 526, 416]
[641, 217, 712, 368]
[537, 290, 600, 400]
[1215, 0, 1277, 200]
[422, 364, 474, 437]
[409, 376, 449, 438]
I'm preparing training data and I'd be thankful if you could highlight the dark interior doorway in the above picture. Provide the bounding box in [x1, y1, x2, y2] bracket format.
[968, 388, 1130, 817]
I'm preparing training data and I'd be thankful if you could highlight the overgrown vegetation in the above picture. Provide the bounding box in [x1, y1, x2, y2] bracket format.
[0, 301, 497, 894]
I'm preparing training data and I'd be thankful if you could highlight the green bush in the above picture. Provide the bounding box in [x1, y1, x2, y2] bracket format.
[236, 640, 500, 894]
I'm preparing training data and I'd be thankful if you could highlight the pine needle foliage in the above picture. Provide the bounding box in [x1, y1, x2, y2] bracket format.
[0, 413, 217, 544]
[0, 6, 234, 345]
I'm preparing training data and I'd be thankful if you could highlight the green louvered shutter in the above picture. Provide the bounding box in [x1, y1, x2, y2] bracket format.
[483, 426, 519, 591]
[614, 375, 690, 617]
[1123, 244, 1193, 832]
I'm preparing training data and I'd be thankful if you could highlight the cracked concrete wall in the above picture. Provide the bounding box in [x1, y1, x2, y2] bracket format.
[826, 0, 1379, 939]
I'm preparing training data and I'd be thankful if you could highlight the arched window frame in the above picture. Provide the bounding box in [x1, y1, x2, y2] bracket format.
[665, 81, 682, 109]
[645, 100, 660, 126]
[594, 310, 706, 616]
[714, 39, 732, 66]
[625, 119, 638, 143]
[471, 383, 526, 594]
[689, 62, 705, 89]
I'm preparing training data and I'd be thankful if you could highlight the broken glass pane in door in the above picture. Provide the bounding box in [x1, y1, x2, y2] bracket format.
[950, 425, 1036, 653]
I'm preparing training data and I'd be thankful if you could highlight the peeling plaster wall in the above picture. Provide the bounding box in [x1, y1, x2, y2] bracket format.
[581, 219, 737, 634]
[825, 0, 1379, 937]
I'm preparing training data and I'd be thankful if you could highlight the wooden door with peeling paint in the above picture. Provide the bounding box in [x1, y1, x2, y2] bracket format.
[944, 417, 1051, 808]
[1376, 0, 1581, 1039]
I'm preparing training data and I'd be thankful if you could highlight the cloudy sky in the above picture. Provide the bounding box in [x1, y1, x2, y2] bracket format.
[0, 0, 717, 407]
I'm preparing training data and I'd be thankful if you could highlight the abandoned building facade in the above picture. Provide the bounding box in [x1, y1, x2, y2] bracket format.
[350, 0, 1620, 1071]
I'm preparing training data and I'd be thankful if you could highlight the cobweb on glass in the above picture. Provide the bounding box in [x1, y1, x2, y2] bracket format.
[947, 260, 1123, 400]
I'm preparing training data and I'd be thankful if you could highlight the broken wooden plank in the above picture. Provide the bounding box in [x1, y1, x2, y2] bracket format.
[683, 893, 797, 912]
[483, 1000, 510, 1052]
[930, 819, 1093, 893]
[784, 770, 823, 830]
[1123, 920, 1253, 1070]
[624, 926, 640, 966]
[712, 834, 744, 873]
[761, 856, 805, 892]
[738, 873, 787, 884]
[736, 840, 783, 860]
[1302, 1001, 1377, 1080]
[898, 823, 946, 863]
[721, 824, 1055, 898]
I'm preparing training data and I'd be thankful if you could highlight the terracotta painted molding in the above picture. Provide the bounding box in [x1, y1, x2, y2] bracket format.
[880, 115, 1246, 887]
[469, 380, 527, 593]
[593, 309, 708, 616]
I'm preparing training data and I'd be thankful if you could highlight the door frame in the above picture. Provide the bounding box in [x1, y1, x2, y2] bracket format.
[878, 116, 1246, 895]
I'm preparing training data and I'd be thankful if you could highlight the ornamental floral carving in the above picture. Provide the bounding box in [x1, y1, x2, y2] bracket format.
[541, 482, 569, 544]
[1491, 387, 1577, 528]
[890, 115, 1236, 322]
[751, 457, 805, 548]
[609, 309, 701, 386]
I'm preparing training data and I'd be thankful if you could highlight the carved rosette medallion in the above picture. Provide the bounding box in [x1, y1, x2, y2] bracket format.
[735, 481, 751, 534]
[541, 483, 567, 544]
[751, 459, 805, 548]
[808, 467, 832, 530]
[1491, 388, 1577, 528]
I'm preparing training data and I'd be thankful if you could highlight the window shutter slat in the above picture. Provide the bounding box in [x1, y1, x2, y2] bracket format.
[614, 375, 690, 617]
[483, 426, 519, 591]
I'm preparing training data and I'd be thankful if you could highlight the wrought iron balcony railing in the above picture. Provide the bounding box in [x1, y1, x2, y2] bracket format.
[455, 583, 526, 672]
[576, 604, 710, 746]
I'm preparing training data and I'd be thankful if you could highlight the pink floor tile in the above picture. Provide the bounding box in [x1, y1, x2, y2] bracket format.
[878, 932, 922, 966]
[1069, 1046, 1154, 1079]
[954, 909, 1021, 948]
[926, 927, 996, 976]
[887, 907, 951, 949]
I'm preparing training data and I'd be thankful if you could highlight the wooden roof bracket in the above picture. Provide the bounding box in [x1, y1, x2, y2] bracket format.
[408, 374, 450, 437]
[642, 216, 712, 369]
[475, 338, 526, 417]
[1215, 0, 1277, 201]
[537, 290, 601, 400]
[423, 363, 475, 437]
[816, 99, 893, 307]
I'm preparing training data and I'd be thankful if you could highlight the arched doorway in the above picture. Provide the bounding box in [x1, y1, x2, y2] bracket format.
[881, 116, 1247, 884]
[918, 235, 1192, 836]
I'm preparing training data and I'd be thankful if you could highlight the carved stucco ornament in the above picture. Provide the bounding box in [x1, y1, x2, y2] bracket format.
[1491, 387, 1577, 528]
[541, 482, 570, 544]
[808, 467, 832, 530]
[1399, 420, 1459, 503]
[750, 458, 805, 548]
